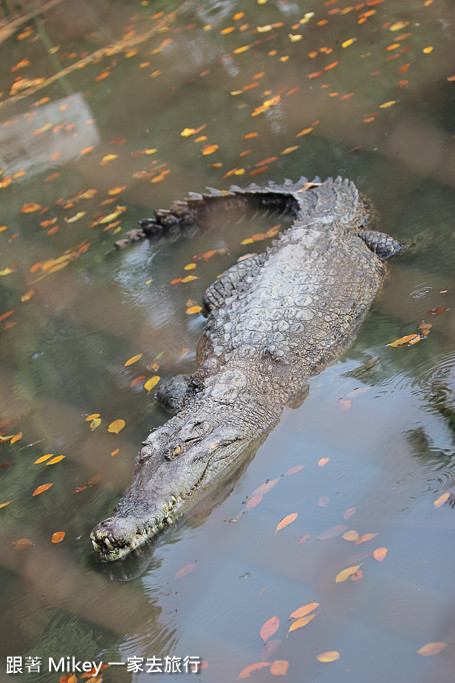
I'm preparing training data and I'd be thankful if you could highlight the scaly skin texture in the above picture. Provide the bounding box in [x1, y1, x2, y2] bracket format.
[92, 177, 401, 560]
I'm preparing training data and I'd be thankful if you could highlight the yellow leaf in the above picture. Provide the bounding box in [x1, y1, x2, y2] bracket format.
[288, 33, 302, 41]
[90, 418, 101, 430]
[10, 433, 22, 444]
[342, 529, 359, 541]
[20, 289, 35, 302]
[184, 263, 196, 270]
[423, 46, 433, 54]
[0, 500, 13, 508]
[108, 419, 125, 434]
[181, 275, 199, 282]
[289, 602, 319, 620]
[144, 376, 160, 392]
[98, 207, 126, 224]
[34, 454, 54, 464]
[417, 642, 446, 656]
[64, 211, 86, 223]
[342, 38, 356, 47]
[335, 564, 362, 583]
[124, 353, 143, 366]
[387, 334, 421, 347]
[85, 413, 100, 421]
[316, 651, 340, 663]
[275, 512, 298, 533]
[288, 614, 315, 633]
[434, 491, 450, 508]
[0, 267, 15, 276]
[380, 100, 397, 108]
[108, 186, 127, 195]
[45, 455, 65, 465]
[281, 145, 299, 155]
[100, 154, 118, 165]
[296, 127, 313, 137]
[186, 305, 202, 315]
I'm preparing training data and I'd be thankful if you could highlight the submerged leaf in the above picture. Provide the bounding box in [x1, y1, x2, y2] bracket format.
[417, 642, 446, 656]
[289, 602, 319, 620]
[270, 660, 289, 676]
[288, 614, 315, 633]
[316, 651, 340, 663]
[238, 662, 271, 679]
[335, 564, 362, 583]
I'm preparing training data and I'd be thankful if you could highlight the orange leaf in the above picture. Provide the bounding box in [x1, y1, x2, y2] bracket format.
[285, 465, 303, 475]
[45, 455, 65, 465]
[427, 307, 450, 315]
[34, 453, 54, 464]
[260, 616, 280, 642]
[174, 562, 197, 580]
[181, 275, 199, 283]
[124, 353, 143, 366]
[417, 642, 446, 656]
[51, 531, 65, 543]
[10, 433, 22, 444]
[80, 146, 94, 155]
[434, 492, 451, 508]
[32, 483, 53, 497]
[342, 529, 359, 541]
[87, 473, 101, 486]
[85, 413, 100, 421]
[387, 334, 421, 347]
[288, 614, 315, 633]
[0, 310, 14, 323]
[373, 546, 388, 561]
[202, 144, 219, 156]
[343, 506, 356, 519]
[318, 457, 329, 466]
[246, 494, 263, 510]
[270, 660, 289, 676]
[335, 564, 362, 583]
[355, 532, 378, 544]
[0, 500, 13, 508]
[184, 263, 197, 270]
[238, 662, 271, 679]
[318, 496, 330, 507]
[20, 202, 42, 213]
[108, 419, 125, 434]
[186, 305, 202, 315]
[275, 512, 298, 533]
[110, 448, 119, 457]
[289, 602, 319, 620]
[317, 651, 340, 663]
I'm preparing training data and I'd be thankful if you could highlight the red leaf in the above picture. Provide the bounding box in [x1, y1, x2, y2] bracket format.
[246, 494, 263, 510]
[284, 465, 303, 476]
[238, 662, 271, 679]
[270, 660, 289, 676]
[174, 562, 197, 580]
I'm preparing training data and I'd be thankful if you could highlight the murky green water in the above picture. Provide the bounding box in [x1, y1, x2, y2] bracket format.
[0, 1, 454, 681]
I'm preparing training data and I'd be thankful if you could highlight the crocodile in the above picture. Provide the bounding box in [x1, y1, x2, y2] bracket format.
[91, 176, 402, 561]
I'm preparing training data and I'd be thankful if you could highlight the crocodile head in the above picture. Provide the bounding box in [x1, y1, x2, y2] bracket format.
[90, 416, 245, 560]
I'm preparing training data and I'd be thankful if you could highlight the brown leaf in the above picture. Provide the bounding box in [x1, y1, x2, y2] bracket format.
[87, 473, 101, 486]
[12, 538, 33, 550]
[32, 483, 53, 497]
[426, 307, 450, 315]
[260, 616, 280, 642]
[417, 642, 446, 656]
[238, 662, 271, 679]
[275, 513, 298, 533]
[20, 202, 42, 213]
[270, 660, 289, 676]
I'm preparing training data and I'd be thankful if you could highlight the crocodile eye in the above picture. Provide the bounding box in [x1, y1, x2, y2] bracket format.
[164, 442, 185, 461]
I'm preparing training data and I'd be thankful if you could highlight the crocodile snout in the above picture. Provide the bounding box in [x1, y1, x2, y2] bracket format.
[90, 516, 140, 557]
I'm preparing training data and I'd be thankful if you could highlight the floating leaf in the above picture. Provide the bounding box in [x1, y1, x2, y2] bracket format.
[253, 478, 279, 496]
[34, 453, 54, 464]
[288, 614, 315, 632]
[186, 305, 202, 314]
[20, 203, 42, 213]
[124, 353, 143, 366]
[373, 547, 388, 562]
[434, 491, 450, 508]
[316, 651, 340, 663]
[130, 376, 146, 388]
[260, 616, 280, 642]
[174, 562, 197, 580]
[380, 100, 397, 108]
[343, 506, 356, 519]
[10, 433, 22, 444]
[0, 500, 13, 509]
[90, 418, 102, 430]
[427, 307, 449, 315]
[202, 144, 219, 155]
[270, 660, 289, 676]
[64, 211, 86, 223]
[85, 413, 100, 421]
[184, 263, 197, 270]
[51, 531, 65, 543]
[342, 38, 356, 47]
[387, 334, 421, 347]
[289, 602, 319, 620]
[350, 568, 363, 581]
[335, 564, 362, 583]
[100, 154, 118, 165]
[87, 473, 101, 486]
[342, 529, 359, 541]
[246, 494, 263, 510]
[276, 513, 298, 533]
[281, 145, 299, 155]
[108, 419, 125, 434]
[144, 376, 160, 392]
[45, 455, 65, 465]
[417, 642, 446, 656]
[285, 465, 303, 476]
[21, 289, 35, 302]
[238, 662, 271, 679]
[181, 275, 199, 283]
[32, 483, 53, 497]
[318, 496, 330, 507]
[111, 448, 119, 457]
[338, 398, 351, 411]
[318, 457, 329, 467]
